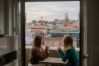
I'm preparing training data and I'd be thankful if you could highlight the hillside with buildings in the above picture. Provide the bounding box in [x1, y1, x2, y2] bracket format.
[25, 13, 80, 48]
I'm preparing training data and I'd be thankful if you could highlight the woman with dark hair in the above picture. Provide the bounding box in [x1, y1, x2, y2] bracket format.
[57, 36, 79, 66]
[29, 35, 49, 66]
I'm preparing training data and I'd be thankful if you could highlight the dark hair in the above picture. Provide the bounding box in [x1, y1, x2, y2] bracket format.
[33, 36, 42, 48]
[64, 36, 73, 46]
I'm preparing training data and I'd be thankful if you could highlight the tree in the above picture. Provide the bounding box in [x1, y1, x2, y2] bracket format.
[32, 20, 36, 25]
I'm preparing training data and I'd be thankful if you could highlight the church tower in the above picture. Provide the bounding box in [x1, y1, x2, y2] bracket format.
[64, 13, 69, 24]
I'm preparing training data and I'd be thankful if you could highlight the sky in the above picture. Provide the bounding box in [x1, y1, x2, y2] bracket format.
[25, 1, 80, 23]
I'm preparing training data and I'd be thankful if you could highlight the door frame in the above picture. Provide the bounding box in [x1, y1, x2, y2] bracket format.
[80, 0, 84, 66]
[20, 0, 26, 66]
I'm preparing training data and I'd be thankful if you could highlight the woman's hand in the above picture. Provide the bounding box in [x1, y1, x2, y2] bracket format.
[44, 45, 50, 57]
[45, 45, 49, 51]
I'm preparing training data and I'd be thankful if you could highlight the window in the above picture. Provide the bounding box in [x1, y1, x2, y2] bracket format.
[25, 1, 80, 50]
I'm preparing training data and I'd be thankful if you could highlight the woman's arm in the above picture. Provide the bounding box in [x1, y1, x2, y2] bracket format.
[59, 51, 69, 61]
[58, 48, 70, 62]
[41, 46, 49, 58]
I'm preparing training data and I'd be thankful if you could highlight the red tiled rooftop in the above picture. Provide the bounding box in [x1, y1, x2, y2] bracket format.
[31, 28, 45, 33]
[64, 23, 79, 27]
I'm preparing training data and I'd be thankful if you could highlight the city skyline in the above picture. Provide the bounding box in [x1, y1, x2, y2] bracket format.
[25, 1, 80, 22]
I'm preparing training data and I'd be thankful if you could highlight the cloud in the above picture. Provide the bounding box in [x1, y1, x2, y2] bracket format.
[25, 1, 80, 22]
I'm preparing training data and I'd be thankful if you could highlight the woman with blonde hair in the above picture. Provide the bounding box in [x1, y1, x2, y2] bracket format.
[57, 36, 79, 66]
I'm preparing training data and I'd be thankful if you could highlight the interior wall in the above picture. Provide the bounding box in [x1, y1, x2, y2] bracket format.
[0, 0, 20, 66]
[92, 0, 99, 66]
[86, 0, 94, 66]
[8, 0, 13, 35]
[4, 0, 14, 36]
[86, 0, 99, 66]
[0, 0, 5, 35]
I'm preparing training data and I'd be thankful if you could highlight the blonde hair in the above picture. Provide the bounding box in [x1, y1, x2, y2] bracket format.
[64, 36, 73, 48]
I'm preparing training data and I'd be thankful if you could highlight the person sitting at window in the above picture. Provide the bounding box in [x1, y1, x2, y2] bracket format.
[29, 35, 49, 66]
[57, 36, 79, 66]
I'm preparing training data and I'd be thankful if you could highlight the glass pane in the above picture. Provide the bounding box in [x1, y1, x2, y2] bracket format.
[25, 1, 80, 49]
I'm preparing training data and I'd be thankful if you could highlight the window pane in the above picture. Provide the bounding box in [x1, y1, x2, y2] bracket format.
[25, 1, 80, 49]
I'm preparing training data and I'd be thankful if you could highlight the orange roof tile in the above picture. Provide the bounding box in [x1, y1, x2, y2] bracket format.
[31, 28, 45, 33]
[64, 23, 79, 27]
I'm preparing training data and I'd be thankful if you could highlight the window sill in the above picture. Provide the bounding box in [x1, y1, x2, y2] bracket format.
[25, 46, 80, 51]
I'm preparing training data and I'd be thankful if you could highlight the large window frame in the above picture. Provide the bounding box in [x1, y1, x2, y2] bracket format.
[20, 0, 84, 66]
